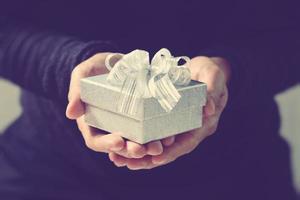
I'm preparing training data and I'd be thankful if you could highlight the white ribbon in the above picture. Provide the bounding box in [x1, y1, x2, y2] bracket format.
[105, 48, 191, 116]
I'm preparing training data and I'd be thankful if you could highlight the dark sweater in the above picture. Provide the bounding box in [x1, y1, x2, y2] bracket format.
[0, 0, 299, 199]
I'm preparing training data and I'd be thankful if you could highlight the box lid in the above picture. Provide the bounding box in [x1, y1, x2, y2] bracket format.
[80, 74, 206, 121]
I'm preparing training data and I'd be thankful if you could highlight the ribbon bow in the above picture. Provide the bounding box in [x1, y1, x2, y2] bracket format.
[105, 48, 191, 116]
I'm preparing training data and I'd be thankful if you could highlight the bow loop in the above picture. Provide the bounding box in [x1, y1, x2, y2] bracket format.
[105, 48, 191, 115]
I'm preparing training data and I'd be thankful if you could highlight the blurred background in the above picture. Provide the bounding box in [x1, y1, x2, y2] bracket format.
[0, 78, 299, 196]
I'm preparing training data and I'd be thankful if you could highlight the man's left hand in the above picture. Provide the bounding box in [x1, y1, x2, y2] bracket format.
[109, 56, 231, 170]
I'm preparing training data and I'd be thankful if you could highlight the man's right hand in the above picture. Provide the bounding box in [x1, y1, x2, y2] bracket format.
[65, 53, 174, 167]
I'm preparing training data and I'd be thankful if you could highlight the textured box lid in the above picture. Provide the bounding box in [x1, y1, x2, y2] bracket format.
[81, 74, 206, 121]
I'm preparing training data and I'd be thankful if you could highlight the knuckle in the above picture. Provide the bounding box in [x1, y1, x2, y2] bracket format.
[183, 149, 192, 155]
[182, 146, 193, 156]
[207, 125, 218, 135]
[187, 144, 198, 154]
[77, 122, 84, 132]
[71, 66, 81, 76]
[207, 66, 222, 79]
[170, 156, 178, 163]
[72, 63, 90, 77]
[191, 137, 200, 147]
[194, 56, 211, 63]
[159, 157, 173, 166]
[85, 140, 94, 150]
[165, 157, 174, 164]
[154, 156, 167, 165]
[180, 139, 199, 156]
[161, 158, 168, 164]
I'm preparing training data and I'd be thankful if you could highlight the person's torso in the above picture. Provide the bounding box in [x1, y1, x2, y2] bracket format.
[0, 0, 290, 190]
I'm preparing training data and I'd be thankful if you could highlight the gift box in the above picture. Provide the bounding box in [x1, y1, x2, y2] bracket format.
[80, 49, 207, 144]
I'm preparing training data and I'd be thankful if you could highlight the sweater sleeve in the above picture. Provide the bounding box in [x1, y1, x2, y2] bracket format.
[200, 1, 300, 109]
[0, 17, 116, 107]
[201, 31, 300, 108]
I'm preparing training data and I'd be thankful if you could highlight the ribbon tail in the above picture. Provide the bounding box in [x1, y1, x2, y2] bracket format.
[149, 74, 181, 112]
[117, 76, 142, 116]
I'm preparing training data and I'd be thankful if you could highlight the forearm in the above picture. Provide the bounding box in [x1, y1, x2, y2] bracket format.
[230, 31, 300, 94]
[201, 30, 300, 109]
[0, 18, 115, 107]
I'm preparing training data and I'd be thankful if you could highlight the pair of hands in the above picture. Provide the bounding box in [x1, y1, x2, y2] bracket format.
[66, 52, 230, 170]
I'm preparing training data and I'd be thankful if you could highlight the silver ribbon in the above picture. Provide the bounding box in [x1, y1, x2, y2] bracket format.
[105, 48, 191, 116]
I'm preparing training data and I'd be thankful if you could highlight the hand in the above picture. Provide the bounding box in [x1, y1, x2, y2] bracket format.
[65, 53, 174, 160]
[109, 56, 230, 170]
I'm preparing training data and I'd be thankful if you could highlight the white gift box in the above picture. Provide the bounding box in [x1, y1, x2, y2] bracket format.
[80, 74, 207, 144]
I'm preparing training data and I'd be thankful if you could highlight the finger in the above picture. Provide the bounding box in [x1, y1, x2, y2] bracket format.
[161, 136, 175, 147]
[203, 66, 224, 94]
[152, 130, 205, 165]
[114, 148, 132, 158]
[126, 155, 155, 170]
[202, 111, 220, 137]
[93, 133, 125, 152]
[204, 96, 216, 116]
[66, 98, 85, 120]
[66, 55, 109, 120]
[219, 86, 229, 111]
[146, 141, 163, 156]
[78, 117, 125, 152]
[151, 145, 178, 165]
[126, 141, 147, 158]
[109, 152, 127, 167]
[190, 59, 225, 101]
[110, 153, 157, 170]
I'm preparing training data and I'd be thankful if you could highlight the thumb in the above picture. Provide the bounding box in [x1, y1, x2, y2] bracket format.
[66, 77, 85, 120]
[66, 66, 86, 120]
[66, 96, 85, 119]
